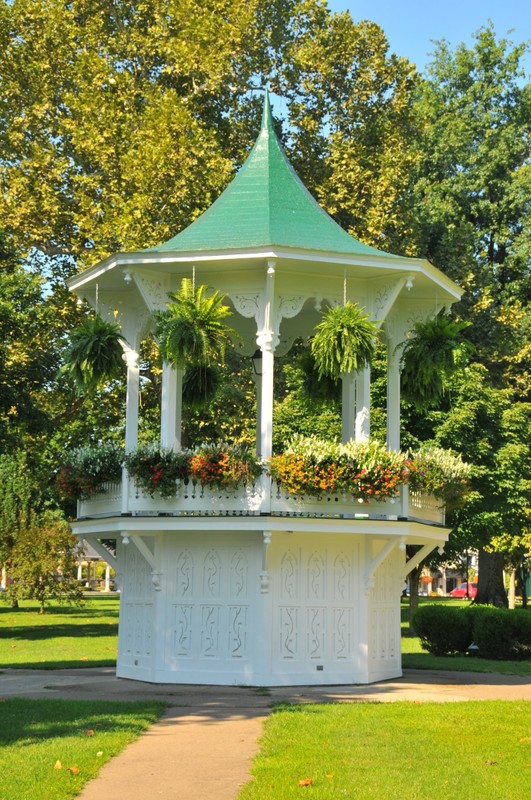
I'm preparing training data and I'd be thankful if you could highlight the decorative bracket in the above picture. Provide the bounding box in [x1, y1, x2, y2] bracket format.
[260, 530, 272, 594]
[403, 542, 441, 578]
[122, 532, 162, 591]
[364, 539, 397, 594]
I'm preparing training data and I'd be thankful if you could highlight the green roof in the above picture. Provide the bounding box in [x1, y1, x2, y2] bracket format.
[148, 93, 397, 258]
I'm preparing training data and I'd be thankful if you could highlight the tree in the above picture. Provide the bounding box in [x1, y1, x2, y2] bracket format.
[0, 451, 40, 603]
[403, 27, 531, 602]
[7, 510, 83, 613]
[276, 4, 420, 253]
[0, 0, 294, 274]
[409, 26, 531, 391]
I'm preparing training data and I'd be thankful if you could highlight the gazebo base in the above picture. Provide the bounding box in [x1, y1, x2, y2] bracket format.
[74, 517, 446, 687]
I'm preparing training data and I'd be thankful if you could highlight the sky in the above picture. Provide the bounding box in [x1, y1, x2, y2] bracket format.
[326, 0, 530, 74]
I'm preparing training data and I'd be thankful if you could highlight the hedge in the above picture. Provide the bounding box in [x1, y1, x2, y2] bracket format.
[413, 604, 531, 660]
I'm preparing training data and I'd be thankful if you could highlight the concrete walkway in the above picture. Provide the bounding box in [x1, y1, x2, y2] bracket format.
[1, 667, 530, 799]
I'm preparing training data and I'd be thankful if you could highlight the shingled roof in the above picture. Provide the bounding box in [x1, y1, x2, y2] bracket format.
[146, 92, 398, 259]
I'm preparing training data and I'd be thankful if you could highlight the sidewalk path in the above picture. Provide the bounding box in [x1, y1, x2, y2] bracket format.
[1, 667, 530, 799]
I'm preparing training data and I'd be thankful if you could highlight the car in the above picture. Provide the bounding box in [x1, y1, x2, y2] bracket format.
[449, 582, 477, 598]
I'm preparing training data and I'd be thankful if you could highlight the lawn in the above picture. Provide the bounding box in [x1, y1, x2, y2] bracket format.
[0, 697, 165, 800]
[0, 596, 118, 668]
[237, 701, 531, 799]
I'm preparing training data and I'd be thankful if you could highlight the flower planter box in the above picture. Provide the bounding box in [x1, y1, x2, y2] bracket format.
[77, 479, 445, 525]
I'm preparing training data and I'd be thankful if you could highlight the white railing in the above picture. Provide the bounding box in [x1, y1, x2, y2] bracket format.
[78, 479, 445, 525]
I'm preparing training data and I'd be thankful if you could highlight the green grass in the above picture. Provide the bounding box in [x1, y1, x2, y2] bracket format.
[0, 697, 165, 800]
[238, 701, 531, 799]
[0, 597, 118, 668]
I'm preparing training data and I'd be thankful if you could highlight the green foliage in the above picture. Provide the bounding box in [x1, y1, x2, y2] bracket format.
[56, 443, 124, 500]
[310, 302, 379, 380]
[472, 607, 531, 660]
[6, 511, 83, 613]
[156, 279, 235, 368]
[408, 446, 471, 507]
[182, 364, 222, 409]
[398, 312, 473, 410]
[413, 603, 531, 660]
[413, 604, 473, 655]
[124, 444, 190, 498]
[59, 314, 125, 396]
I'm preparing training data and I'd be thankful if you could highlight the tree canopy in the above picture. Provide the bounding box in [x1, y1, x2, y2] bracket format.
[0, 3, 529, 604]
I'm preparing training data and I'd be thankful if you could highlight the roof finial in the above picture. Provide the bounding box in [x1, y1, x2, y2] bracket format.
[261, 86, 273, 132]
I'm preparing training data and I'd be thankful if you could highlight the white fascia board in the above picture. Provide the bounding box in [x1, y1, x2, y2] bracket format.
[67, 247, 462, 302]
[70, 515, 450, 544]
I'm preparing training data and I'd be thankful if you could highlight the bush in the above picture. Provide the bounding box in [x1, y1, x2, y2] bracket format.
[56, 443, 124, 499]
[413, 605, 473, 656]
[470, 606, 531, 660]
[125, 444, 191, 498]
[189, 442, 262, 489]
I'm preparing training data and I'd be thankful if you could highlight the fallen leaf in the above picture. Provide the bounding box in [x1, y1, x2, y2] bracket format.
[79, 656, 88, 661]
[325, 774, 334, 779]
[67, 766, 80, 775]
[96, 751, 103, 757]
[86, 730, 94, 737]
[54, 761, 62, 770]
[484, 760, 497, 766]
[298, 778, 313, 786]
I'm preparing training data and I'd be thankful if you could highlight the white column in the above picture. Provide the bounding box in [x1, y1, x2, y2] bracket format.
[123, 346, 140, 453]
[257, 261, 276, 460]
[252, 371, 262, 457]
[160, 362, 183, 451]
[341, 372, 356, 443]
[104, 563, 111, 592]
[122, 345, 140, 514]
[355, 366, 371, 441]
[386, 338, 401, 451]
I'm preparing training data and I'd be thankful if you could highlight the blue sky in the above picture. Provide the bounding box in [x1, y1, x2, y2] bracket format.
[327, 0, 530, 74]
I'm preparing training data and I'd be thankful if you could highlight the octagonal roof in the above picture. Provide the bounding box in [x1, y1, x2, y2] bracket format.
[145, 92, 398, 260]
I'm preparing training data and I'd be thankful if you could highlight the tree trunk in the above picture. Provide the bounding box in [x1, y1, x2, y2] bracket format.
[519, 564, 528, 609]
[475, 548, 507, 607]
[408, 565, 421, 633]
[508, 567, 516, 610]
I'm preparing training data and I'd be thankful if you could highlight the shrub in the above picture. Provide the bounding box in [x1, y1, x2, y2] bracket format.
[56, 443, 124, 499]
[408, 446, 471, 507]
[189, 442, 262, 489]
[471, 606, 531, 660]
[413, 605, 473, 656]
[268, 435, 408, 501]
[125, 444, 191, 498]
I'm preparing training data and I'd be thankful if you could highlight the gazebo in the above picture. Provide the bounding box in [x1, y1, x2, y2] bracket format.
[67, 94, 462, 685]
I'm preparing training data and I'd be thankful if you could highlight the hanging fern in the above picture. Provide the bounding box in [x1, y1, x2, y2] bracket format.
[155, 278, 236, 369]
[60, 315, 124, 395]
[182, 364, 222, 409]
[398, 312, 473, 410]
[310, 302, 379, 381]
[298, 350, 340, 402]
